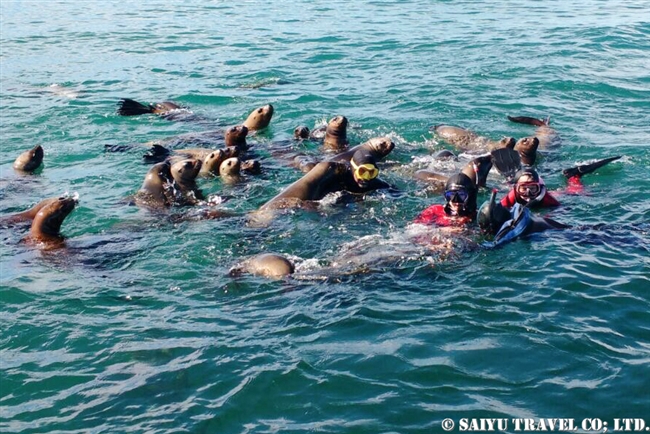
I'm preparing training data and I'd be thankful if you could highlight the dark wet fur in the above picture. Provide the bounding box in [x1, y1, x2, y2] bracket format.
[143, 144, 172, 163]
[507, 115, 548, 127]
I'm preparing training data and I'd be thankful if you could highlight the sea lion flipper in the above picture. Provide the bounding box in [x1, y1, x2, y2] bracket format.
[490, 148, 521, 181]
[105, 144, 136, 153]
[507, 116, 547, 127]
[117, 98, 156, 116]
[562, 155, 622, 179]
[143, 144, 172, 163]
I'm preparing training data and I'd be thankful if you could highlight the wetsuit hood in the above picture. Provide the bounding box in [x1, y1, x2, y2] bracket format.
[443, 173, 477, 218]
[513, 167, 547, 206]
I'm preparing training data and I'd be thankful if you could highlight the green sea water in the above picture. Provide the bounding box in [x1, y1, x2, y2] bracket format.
[1, 1, 649, 433]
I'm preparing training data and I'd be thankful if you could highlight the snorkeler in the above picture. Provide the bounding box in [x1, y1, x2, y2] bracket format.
[500, 167, 560, 208]
[258, 148, 394, 212]
[414, 173, 478, 227]
[341, 148, 394, 194]
[501, 156, 621, 209]
[479, 189, 569, 247]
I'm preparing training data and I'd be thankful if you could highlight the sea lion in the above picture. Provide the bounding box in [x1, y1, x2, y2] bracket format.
[293, 136, 395, 174]
[167, 147, 239, 177]
[117, 98, 185, 116]
[243, 104, 274, 131]
[413, 170, 448, 184]
[13, 145, 44, 172]
[260, 161, 348, 211]
[25, 196, 77, 248]
[513, 136, 539, 166]
[240, 159, 261, 175]
[433, 125, 515, 152]
[415, 154, 493, 188]
[434, 149, 458, 160]
[1, 197, 58, 226]
[230, 253, 295, 278]
[170, 158, 204, 204]
[293, 126, 310, 139]
[323, 115, 349, 151]
[225, 125, 249, 151]
[328, 136, 394, 164]
[200, 149, 235, 177]
[219, 157, 242, 184]
[143, 124, 248, 162]
[134, 162, 176, 209]
[507, 115, 559, 149]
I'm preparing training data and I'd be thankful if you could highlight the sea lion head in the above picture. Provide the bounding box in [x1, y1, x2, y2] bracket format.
[13, 145, 44, 172]
[499, 137, 516, 149]
[230, 253, 295, 279]
[514, 136, 539, 166]
[219, 157, 241, 177]
[243, 104, 274, 131]
[293, 125, 310, 139]
[152, 101, 183, 114]
[31, 195, 77, 239]
[240, 159, 261, 174]
[326, 116, 348, 137]
[171, 158, 202, 185]
[201, 149, 227, 176]
[138, 162, 176, 205]
[323, 116, 349, 150]
[141, 162, 173, 191]
[364, 136, 395, 159]
[225, 125, 249, 149]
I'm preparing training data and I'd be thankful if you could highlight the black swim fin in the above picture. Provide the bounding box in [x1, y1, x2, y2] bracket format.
[117, 98, 156, 116]
[490, 148, 521, 182]
[507, 115, 549, 127]
[562, 155, 622, 179]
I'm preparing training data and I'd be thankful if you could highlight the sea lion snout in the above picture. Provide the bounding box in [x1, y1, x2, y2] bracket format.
[294, 125, 310, 139]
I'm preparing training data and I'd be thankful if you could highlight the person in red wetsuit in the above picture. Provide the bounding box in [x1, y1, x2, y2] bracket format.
[501, 156, 622, 209]
[500, 167, 560, 209]
[414, 173, 477, 227]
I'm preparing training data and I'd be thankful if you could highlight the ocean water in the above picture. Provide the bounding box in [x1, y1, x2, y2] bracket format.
[1, 1, 649, 433]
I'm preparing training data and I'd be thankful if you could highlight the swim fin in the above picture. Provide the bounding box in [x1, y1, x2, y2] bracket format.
[117, 98, 156, 116]
[490, 148, 521, 181]
[562, 155, 622, 179]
